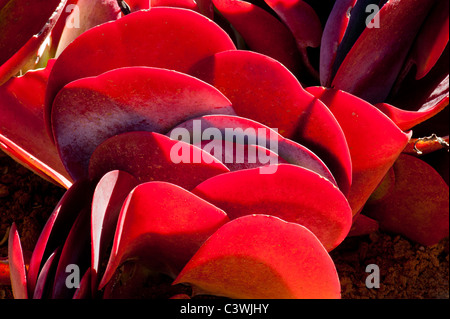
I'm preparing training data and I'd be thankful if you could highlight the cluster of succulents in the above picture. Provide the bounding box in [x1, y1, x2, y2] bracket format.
[0, 0, 448, 299]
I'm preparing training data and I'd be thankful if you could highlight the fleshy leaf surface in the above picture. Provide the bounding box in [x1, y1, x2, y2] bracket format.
[88, 131, 230, 190]
[169, 115, 337, 185]
[45, 7, 236, 136]
[363, 154, 449, 246]
[90, 170, 139, 294]
[174, 215, 341, 299]
[8, 223, 28, 299]
[0, 0, 67, 85]
[331, 0, 437, 104]
[263, 0, 322, 77]
[211, 0, 300, 72]
[189, 50, 351, 194]
[99, 182, 229, 289]
[27, 179, 94, 296]
[0, 60, 72, 188]
[307, 87, 411, 215]
[52, 66, 234, 181]
[55, 0, 122, 57]
[32, 248, 60, 299]
[320, 0, 358, 86]
[52, 207, 91, 299]
[407, 0, 449, 80]
[192, 164, 352, 251]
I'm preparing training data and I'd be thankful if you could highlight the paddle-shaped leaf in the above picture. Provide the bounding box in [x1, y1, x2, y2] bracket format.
[52, 66, 234, 181]
[27, 179, 94, 296]
[211, 0, 300, 72]
[32, 248, 60, 299]
[263, 0, 322, 77]
[98, 182, 229, 289]
[0, 60, 72, 188]
[320, 0, 358, 86]
[0, 0, 67, 85]
[45, 7, 236, 136]
[196, 139, 287, 173]
[406, 0, 449, 80]
[90, 170, 139, 295]
[169, 115, 337, 185]
[307, 87, 411, 215]
[174, 215, 341, 299]
[88, 131, 230, 190]
[189, 50, 351, 194]
[8, 223, 28, 299]
[55, 0, 122, 57]
[382, 46, 449, 129]
[331, 0, 437, 104]
[151, 0, 200, 12]
[363, 154, 449, 246]
[52, 207, 91, 299]
[192, 164, 352, 251]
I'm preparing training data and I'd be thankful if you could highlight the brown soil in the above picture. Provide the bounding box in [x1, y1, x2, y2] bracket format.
[0, 150, 448, 299]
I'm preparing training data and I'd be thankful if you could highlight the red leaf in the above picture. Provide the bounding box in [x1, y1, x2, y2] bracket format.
[211, 0, 300, 72]
[26, 179, 94, 296]
[197, 139, 287, 172]
[348, 214, 379, 237]
[151, 0, 200, 12]
[375, 99, 448, 131]
[169, 115, 337, 185]
[331, 0, 437, 104]
[98, 182, 229, 289]
[52, 66, 234, 181]
[45, 7, 236, 137]
[125, 0, 151, 10]
[319, 0, 358, 86]
[32, 248, 60, 299]
[52, 207, 91, 299]
[73, 268, 91, 299]
[189, 50, 351, 194]
[263, 0, 322, 77]
[55, 0, 122, 57]
[307, 87, 411, 215]
[192, 164, 352, 251]
[408, 0, 449, 80]
[88, 131, 230, 190]
[0, 60, 72, 188]
[383, 45, 449, 124]
[0, 0, 67, 85]
[90, 170, 139, 295]
[174, 215, 341, 299]
[363, 154, 449, 246]
[8, 223, 28, 299]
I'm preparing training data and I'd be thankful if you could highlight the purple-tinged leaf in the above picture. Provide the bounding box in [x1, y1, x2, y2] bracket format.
[174, 215, 341, 299]
[169, 115, 337, 186]
[331, 0, 437, 104]
[99, 182, 229, 290]
[91, 170, 139, 295]
[45, 7, 236, 137]
[8, 223, 28, 299]
[52, 66, 234, 181]
[88, 132, 230, 190]
[189, 50, 351, 194]
[27, 179, 94, 296]
[52, 207, 91, 299]
[192, 164, 352, 251]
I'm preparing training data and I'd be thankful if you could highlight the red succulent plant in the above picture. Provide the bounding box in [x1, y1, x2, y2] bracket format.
[0, 0, 448, 299]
